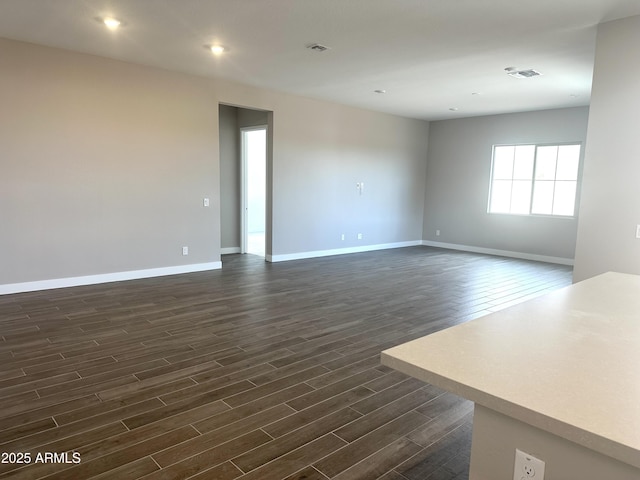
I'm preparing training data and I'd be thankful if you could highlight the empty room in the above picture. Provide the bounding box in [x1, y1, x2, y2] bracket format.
[1, 1, 640, 479]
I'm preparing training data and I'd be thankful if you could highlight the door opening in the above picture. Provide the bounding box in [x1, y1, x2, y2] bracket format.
[241, 126, 267, 257]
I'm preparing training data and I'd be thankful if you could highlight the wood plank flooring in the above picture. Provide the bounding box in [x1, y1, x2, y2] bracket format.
[0, 247, 572, 479]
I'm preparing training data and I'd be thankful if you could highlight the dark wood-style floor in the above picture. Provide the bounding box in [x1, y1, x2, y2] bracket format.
[0, 247, 572, 480]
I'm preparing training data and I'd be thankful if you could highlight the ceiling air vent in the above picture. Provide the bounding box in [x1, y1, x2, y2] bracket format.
[506, 68, 542, 79]
[307, 43, 330, 52]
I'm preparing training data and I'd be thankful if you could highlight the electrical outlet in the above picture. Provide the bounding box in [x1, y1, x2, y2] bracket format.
[513, 449, 545, 480]
[436, 229, 441, 236]
[341, 233, 345, 241]
[203, 198, 210, 207]
[182, 246, 189, 256]
[357, 233, 363, 240]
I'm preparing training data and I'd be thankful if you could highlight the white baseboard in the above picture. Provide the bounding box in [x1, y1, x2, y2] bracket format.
[0, 262, 222, 296]
[267, 240, 422, 263]
[421, 240, 574, 266]
[2, 241, 570, 295]
[221, 247, 241, 255]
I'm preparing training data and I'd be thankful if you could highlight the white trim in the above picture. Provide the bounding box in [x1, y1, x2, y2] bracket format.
[0, 262, 222, 296]
[240, 125, 268, 255]
[221, 247, 241, 255]
[421, 240, 574, 266]
[240, 128, 248, 254]
[267, 241, 422, 263]
[2, 242, 570, 295]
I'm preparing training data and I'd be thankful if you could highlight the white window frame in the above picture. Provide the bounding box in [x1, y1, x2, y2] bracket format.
[487, 142, 582, 218]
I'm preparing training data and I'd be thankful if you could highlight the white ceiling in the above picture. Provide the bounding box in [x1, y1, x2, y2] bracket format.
[1, 0, 639, 120]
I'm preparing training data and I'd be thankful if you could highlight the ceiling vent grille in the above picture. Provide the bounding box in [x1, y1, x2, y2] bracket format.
[507, 69, 542, 79]
[307, 43, 330, 52]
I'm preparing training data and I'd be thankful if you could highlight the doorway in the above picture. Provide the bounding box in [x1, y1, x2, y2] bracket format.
[241, 126, 267, 257]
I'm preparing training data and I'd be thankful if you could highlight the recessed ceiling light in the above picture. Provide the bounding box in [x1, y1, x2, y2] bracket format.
[471, 92, 481, 96]
[449, 107, 459, 111]
[204, 44, 227, 55]
[95, 17, 123, 30]
[374, 89, 386, 94]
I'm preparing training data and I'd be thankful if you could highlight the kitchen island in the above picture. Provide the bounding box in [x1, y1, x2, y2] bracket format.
[381, 271, 640, 479]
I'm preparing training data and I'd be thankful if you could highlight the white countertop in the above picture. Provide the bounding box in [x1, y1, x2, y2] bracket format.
[381, 271, 640, 469]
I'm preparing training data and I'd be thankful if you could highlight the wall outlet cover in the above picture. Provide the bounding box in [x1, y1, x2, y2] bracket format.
[513, 449, 545, 480]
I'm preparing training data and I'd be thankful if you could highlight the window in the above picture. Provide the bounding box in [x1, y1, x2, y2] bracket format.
[488, 143, 581, 216]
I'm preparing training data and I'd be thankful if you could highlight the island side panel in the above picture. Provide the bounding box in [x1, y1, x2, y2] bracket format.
[469, 405, 640, 480]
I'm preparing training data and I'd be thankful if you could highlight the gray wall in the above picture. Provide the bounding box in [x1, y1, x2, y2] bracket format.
[573, 15, 640, 282]
[0, 37, 429, 287]
[238, 108, 268, 129]
[423, 107, 589, 262]
[268, 100, 429, 255]
[1, 38, 220, 284]
[219, 105, 240, 250]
